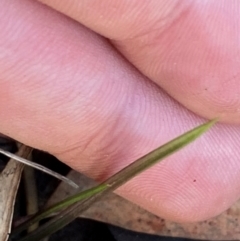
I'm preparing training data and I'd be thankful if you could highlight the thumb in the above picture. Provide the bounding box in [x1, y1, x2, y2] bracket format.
[38, 0, 240, 124]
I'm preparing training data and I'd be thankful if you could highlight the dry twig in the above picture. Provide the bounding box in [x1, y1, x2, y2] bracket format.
[0, 145, 32, 241]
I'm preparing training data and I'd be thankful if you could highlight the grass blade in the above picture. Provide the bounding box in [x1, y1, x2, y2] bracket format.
[13, 184, 108, 235]
[16, 119, 216, 241]
[0, 148, 79, 189]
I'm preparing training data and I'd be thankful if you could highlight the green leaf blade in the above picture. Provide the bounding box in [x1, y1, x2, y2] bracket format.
[13, 183, 108, 235]
[16, 119, 217, 241]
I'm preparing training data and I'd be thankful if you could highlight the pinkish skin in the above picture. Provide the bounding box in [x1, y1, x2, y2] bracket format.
[0, 0, 240, 223]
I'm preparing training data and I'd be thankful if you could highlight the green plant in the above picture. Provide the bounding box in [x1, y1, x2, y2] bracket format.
[11, 119, 216, 241]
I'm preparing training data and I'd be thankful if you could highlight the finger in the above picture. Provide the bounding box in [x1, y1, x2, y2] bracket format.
[1, 0, 240, 223]
[38, 0, 240, 124]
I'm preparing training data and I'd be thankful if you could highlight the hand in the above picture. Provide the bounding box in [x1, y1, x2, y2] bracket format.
[0, 0, 240, 222]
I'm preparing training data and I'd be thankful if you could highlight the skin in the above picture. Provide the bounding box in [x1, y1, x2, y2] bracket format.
[0, 0, 240, 222]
